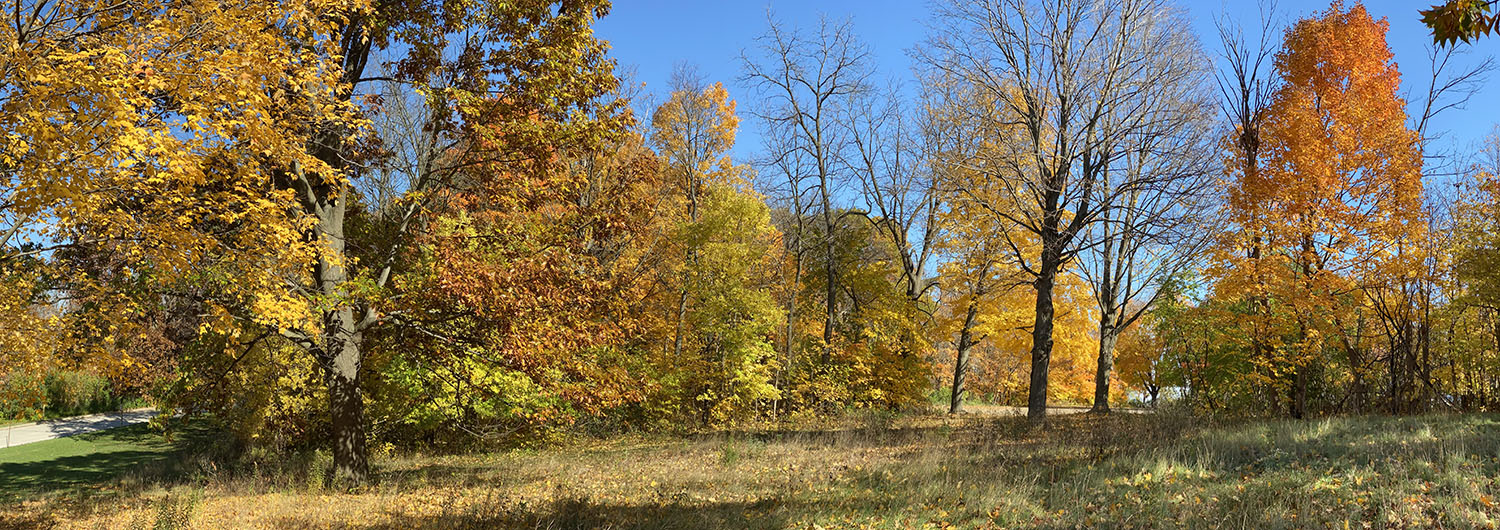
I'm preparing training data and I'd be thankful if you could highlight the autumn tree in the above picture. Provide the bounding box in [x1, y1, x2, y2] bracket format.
[1114, 313, 1165, 407]
[926, 76, 1104, 411]
[921, 0, 1208, 423]
[948, 262, 1102, 407]
[927, 79, 1022, 413]
[1214, 2, 1423, 418]
[935, 175, 1021, 413]
[1447, 128, 1500, 408]
[3, 0, 627, 482]
[1, 0, 363, 429]
[653, 68, 735, 360]
[1209, 4, 1282, 409]
[650, 72, 785, 422]
[924, 83, 1008, 414]
[1458, 131, 1500, 316]
[1370, 22, 1495, 415]
[795, 212, 934, 410]
[362, 119, 665, 441]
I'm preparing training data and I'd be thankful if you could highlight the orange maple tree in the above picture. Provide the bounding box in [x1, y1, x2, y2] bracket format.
[1213, 2, 1424, 417]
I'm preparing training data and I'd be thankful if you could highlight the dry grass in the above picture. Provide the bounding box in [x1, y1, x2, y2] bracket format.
[5, 411, 1500, 529]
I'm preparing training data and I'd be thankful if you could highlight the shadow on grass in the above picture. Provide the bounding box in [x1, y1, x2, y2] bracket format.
[0, 423, 220, 502]
[351, 497, 792, 530]
[682, 413, 1043, 449]
[375, 463, 546, 491]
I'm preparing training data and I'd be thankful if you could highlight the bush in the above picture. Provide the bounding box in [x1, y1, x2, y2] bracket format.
[0, 370, 133, 421]
[44, 371, 122, 417]
[0, 371, 47, 420]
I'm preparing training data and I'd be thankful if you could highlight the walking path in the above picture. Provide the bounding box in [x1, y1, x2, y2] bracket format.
[948, 404, 1146, 415]
[0, 408, 158, 450]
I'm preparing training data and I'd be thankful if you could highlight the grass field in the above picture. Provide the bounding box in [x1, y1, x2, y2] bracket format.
[0, 422, 218, 504]
[4, 411, 1500, 529]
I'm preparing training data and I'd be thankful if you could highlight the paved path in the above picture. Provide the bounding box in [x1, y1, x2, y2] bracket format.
[0, 408, 158, 450]
[940, 404, 1146, 415]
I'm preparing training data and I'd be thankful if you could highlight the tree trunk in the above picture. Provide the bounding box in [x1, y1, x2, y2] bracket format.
[324, 324, 368, 485]
[1347, 358, 1367, 413]
[1419, 316, 1432, 412]
[817, 150, 837, 363]
[1291, 366, 1307, 419]
[673, 290, 689, 359]
[1342, 315, 1366, 413]
[1388, 329, 1402, 414]
[775, 254, 801, 418]
[950, 300, 979, 414]
[287, 19, 376, 488]
[822, 211, 837, 363]
[1027, 261, 1059, 424]
[1091, 189, 1119, 415]
[1092, 320, 1120, 413]
[673, 168, 701, 361]
[307, 192, 369, 485]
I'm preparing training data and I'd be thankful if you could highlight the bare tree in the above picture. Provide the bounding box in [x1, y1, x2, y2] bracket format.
[846, 85, 942, 310]
[1366, 41, 1492, 413]
[920, 0, 1203, 423]
[743, 13, 873, 360]
[759, 129, 815, 397]
[1077, 4, 1217, 413]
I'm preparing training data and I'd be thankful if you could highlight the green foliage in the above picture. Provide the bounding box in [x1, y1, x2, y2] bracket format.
[1423, 0, 1499, 45]
[645, 182, 785, 425]
[0, 370, 132, 421]
[717, 437, 765, 468]
[153, 334, 328, 448]
[130, 490, 202, 530]
[677, 184, 784, 421]
[366, 348, 577, 447]
[42, 371, 119, 418]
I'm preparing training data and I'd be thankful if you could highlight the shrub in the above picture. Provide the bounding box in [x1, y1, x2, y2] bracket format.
[0, 370, 134, 421]
[0, 371, 47, 420]
[43, 371, 120, 417]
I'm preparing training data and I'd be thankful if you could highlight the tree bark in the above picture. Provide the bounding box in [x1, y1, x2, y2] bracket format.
[1027, 261, 1059, 424]
[672, 159, 702, 361]
[304, 185, 370, 485]
[1291, 366, 1307, 419]
[1092, 318, 1120, 413]
[323, 325, 368, 484]
[672, 291, 689, 359]
[950, 300, 979, 414]
[1091, 199, 1119, 415]
[821, 203, 837, 362]
[1340, 315, 1366, 413]
[782, 252, 801, 364]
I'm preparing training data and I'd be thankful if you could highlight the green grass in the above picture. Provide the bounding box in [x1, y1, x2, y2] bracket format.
[0, 422, 216, 503]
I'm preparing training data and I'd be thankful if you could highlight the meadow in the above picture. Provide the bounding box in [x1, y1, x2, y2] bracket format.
[4, 410, 1499, 529]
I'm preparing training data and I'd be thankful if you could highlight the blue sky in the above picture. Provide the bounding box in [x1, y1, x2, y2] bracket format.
[597, 1, 1500, 170]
